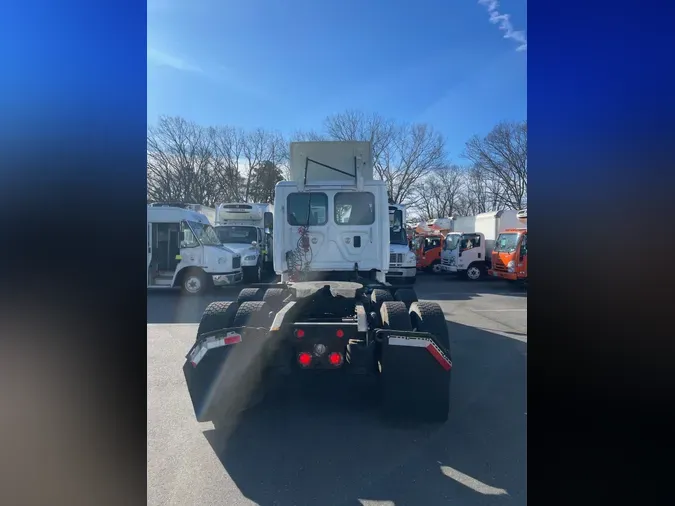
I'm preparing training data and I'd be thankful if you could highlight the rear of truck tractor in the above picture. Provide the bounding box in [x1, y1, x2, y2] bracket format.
[183, 281, 452, 424]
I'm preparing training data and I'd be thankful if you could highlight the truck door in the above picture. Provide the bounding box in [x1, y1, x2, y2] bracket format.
[518, 233, 528, 278]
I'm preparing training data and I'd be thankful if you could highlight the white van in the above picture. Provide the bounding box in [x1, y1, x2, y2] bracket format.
[147, 206, 243, 295]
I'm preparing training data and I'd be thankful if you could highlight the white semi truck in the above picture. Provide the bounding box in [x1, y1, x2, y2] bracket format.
[147, 205, 243, 295]
[439, 210, 521, 281]
[183, 141, 452, 424]
[214, 203, 274, 283]
[387, 203, 417, 284]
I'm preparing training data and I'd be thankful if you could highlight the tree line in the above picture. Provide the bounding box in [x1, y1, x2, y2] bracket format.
[147, 110, 527, 220]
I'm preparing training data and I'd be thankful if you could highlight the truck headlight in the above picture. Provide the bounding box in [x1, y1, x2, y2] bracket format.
[507, 260, 515, 273]
[405, 252, 416, 265]
[218, 257, 227, 264]
[244, 255, 257, 261]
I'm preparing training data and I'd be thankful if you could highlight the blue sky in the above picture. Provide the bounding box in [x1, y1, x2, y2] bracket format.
[148, 0, 527, 162]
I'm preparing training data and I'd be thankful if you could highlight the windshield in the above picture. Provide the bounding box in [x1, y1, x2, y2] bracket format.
[215, 225, 258, 244]
[188, 221, 221, 246]
[445, 235, 460, 251]
[494, 233, 520, 253]
[389, 209, 408, 245]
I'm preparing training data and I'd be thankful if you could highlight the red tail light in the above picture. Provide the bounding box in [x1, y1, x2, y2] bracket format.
[328, 352, 343, 366]
[295, 329, 305, 339]
[336, 329, 344, 338]
[298, 352, 312, 367]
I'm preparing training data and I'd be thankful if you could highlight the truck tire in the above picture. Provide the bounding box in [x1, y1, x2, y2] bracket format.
[184, 301, 239, 422]
[180, 268, 211, 296]
[232, 300, 273, 328]
[409, 301, 450, 351]
[197, 301, 239, 336]
[394, 288, 418, 309]
[431, 260, 442, 274]
[237, 287, 265, 304]
[262, 287, 288, 310]
[380, 300, 413, 331]
[370, 289, 394, 313]
[408, 300, 451, 422]
[464, 263, 484, 281]
[222, 301, 275, 415]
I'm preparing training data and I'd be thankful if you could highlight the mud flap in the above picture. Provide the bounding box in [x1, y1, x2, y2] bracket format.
[377, 329, 452, 422]
[183, 327, 268, 422]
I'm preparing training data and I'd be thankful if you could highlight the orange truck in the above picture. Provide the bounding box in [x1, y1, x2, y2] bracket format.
[413, 218, 452, 273]
[488, 209, 527, 285]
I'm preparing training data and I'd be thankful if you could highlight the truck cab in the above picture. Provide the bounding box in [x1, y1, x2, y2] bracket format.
[214, 203, 274, 283]
[273, 141, 389, 283]
[414, 218, 452, 273]
[387, 204, 417, 284]
[147, 205, 243, 295]
[488, 209, 528, 284]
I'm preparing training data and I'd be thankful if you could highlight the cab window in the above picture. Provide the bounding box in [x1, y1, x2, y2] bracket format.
[424, 237, 441, 251]
[460, 234, 481, 250]
[334, 192, 375, 225]
[287, 193, 328, 226]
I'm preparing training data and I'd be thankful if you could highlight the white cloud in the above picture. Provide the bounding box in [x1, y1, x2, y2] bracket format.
[478, 0, 527, 52]
[147, 47, 204, 73]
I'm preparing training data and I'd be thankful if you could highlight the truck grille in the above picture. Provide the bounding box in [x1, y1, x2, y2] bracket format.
[493, 258, 507, 272]
[390, 253, 403, 264]
[232, 256, 241, 269]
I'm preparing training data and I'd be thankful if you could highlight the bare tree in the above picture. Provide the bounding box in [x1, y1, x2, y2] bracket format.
[240, 128, 287, 202]
[207, 125, 247, 202]
[147, 116, 219, 205]
[303, 109, 445, 205]
[463, 121, 527, 210]
[414, 164, 467, 220]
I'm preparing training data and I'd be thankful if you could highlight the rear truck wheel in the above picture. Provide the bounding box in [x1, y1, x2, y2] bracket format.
[237, 287, 265, 304]
[465, 263, 484, 281]
[183, 301, 239, 422]
[229, 301, 276, 409]
[262, 287, 288, 310]
[370, 289, 394, 313]
[431, 260, 442, 274]
[380, 301, 451, 423]
[180, 268, 210, 296]
[409, 301, 451, 422]
[394, 288, 418, 309]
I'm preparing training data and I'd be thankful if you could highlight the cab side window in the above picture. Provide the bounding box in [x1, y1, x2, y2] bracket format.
[520, 235, 528, 257]
[180, 221, 199, 248]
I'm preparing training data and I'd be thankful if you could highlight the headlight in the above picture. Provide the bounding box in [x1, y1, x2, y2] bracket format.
[218, 257, 227, 264]
[405, 252, 416, 264]
[244, 255, 257, 261]
[507, 260, 515, 273]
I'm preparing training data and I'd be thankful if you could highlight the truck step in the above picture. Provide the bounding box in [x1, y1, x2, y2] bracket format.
[153, 276, 173, 286]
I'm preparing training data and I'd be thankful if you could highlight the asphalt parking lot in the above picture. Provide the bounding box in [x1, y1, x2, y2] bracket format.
[148, 273, 527, 506]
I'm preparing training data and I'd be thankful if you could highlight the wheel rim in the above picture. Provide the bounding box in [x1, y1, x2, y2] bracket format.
[185, 275, 202, 293]
[467, 267, 481, 280]
[432, 263, 442, 273]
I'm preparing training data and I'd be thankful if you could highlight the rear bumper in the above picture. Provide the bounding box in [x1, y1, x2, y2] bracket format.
[211, 270, 243, 286]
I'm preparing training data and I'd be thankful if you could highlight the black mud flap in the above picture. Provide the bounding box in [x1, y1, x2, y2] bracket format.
[376, 329, 452, 422]
[183, 326, 269, 422]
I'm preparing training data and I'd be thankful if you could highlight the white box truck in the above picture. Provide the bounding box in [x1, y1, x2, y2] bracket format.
[147, 205, 243, 295]
[214, 203, 274, 283]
